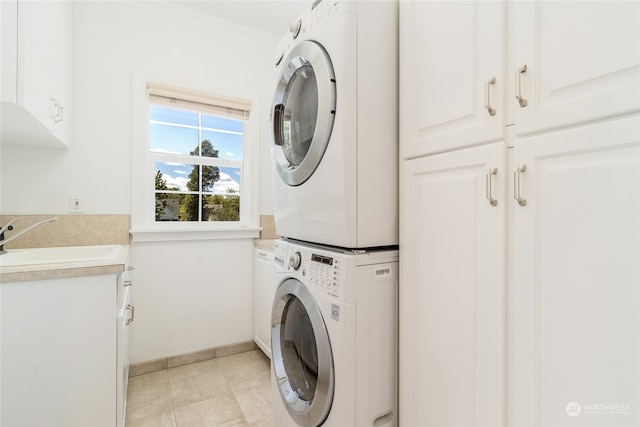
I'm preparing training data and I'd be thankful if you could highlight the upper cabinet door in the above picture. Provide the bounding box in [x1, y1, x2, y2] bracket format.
[1, 0, 72, 148]
[509, 1, 640, 136]
[400, 0, 506, 160]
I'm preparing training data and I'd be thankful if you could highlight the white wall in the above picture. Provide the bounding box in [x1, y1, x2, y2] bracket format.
[1, 1, 282, 363]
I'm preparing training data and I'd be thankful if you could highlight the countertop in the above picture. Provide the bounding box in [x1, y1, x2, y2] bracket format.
[0, 245, 130, 283]
[254, 239, 277, 251]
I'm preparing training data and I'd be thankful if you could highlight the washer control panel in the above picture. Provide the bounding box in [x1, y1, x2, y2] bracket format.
[289, 247, 342, 299]
[307, 252, 341, 298]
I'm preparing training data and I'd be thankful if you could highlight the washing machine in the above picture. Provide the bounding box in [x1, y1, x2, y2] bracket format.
[270, 0, 398, 249]
[270, 238, 398, 427]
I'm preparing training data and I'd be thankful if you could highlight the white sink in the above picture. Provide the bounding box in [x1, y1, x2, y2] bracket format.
[0, 245, 122, 267]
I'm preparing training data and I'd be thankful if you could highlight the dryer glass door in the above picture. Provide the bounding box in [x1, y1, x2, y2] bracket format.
[272, 278, 334, 426]
[272, 41, 336, 186]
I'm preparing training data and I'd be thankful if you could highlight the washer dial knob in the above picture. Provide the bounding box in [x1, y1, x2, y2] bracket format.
[289, 252, 302, 270]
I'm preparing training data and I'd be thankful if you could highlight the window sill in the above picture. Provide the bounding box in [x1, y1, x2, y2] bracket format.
[130, 227, 260, 243]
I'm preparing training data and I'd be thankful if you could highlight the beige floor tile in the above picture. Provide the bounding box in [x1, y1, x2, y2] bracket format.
[173, 395, 249, 426]
[170, 368, 235, 409]
[234, 381, 275, 425]
[126, 395, 174, 423]
[126, 370, 173, 421]
[218, 350, 272, 392]
[126, 350, 275, 426]
[168, 358, 220, 381]
[125, 410, 176, 427]
[248, 415, 276, 427]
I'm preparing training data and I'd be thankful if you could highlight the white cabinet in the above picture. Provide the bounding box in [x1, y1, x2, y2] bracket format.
[254, 246, 275, 358]
[399, 0, 505, 158]
[1, 0, 72, 148]
[400, 0, 639, 158]
[116, 269, 134, 427]
[508, 1, 640, 135]
[1, 270, 133, 426]
[400, 142, 507, 426]
[400, 1, 640, 425]
[508, 116, 640, 426]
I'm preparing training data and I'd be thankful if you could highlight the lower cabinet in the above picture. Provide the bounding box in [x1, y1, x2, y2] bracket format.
[508, 116, 640, 426]
[400, 142, 507, 426]
[400, 116, 640, 426]
[1, 271, 132, 427]
[254, 246, 275, 358]
[117, 269, 134, 427]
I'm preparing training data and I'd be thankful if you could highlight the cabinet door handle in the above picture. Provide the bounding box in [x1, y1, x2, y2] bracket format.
[515, 65, 528, 107]
[513, 164, 527, 206]
[126, 304, 135, 325]
[486, 168, 498, 206]
[484, 77, 497, 116]
[50, 98, 63, 122]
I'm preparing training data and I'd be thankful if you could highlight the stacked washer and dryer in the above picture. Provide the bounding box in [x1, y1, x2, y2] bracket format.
[269, 1, 399, 426]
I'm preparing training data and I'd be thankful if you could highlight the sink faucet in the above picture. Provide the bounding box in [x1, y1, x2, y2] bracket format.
[0, 216, 23, 235]
[0, 217, 57, 254]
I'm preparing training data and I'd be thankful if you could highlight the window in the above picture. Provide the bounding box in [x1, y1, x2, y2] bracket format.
[148, 83, 250, 224]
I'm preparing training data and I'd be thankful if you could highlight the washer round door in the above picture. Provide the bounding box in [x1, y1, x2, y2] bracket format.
[271, 278, 334, 426]
[271, 40, 336, 187]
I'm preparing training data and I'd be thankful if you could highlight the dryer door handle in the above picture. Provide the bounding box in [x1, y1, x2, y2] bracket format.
[273, 103, 285, 146]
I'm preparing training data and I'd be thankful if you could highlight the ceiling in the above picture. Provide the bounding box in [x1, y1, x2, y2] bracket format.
[171, 1, 309, 37]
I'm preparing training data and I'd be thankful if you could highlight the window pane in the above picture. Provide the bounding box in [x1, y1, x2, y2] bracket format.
[202, 130, 243, 160]
[155, 193, 184, 221]
[150, 123, 199, 155]
[151, 105, 198, 126]
[204, 193, 240, 222]
[202, 114, 243, 133]
[214, 167, 241, 195]
[155, 161, 193, 191]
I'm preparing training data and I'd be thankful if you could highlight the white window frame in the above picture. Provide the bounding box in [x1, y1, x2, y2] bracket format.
[130, 74, 260, 242]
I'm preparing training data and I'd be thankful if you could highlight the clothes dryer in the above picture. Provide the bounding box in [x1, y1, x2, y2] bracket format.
[270, 238, 398, 427]
[270, 0, 398, 249]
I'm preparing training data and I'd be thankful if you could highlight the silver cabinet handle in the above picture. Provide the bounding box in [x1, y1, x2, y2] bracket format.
[484, 77, 497, 116]
[486, 168, 498, 206]
[515, 65, 528, 107]
[513, 165, 527, 206]
[126, 304, 135, 325]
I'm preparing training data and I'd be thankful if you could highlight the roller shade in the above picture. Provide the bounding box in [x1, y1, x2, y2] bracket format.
[147, 82, 250, 119]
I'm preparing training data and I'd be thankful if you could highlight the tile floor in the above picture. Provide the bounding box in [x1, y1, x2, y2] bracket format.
[125, 350, 275, 426]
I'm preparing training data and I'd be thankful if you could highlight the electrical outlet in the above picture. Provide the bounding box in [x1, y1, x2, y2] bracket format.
[69, 195, 82, 213]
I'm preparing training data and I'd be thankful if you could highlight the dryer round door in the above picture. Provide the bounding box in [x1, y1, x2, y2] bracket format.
[271, 278, 334, 426]
[271, 40, 336, 186]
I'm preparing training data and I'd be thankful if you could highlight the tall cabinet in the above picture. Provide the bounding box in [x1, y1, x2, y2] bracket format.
[399, 1, 639, 426]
